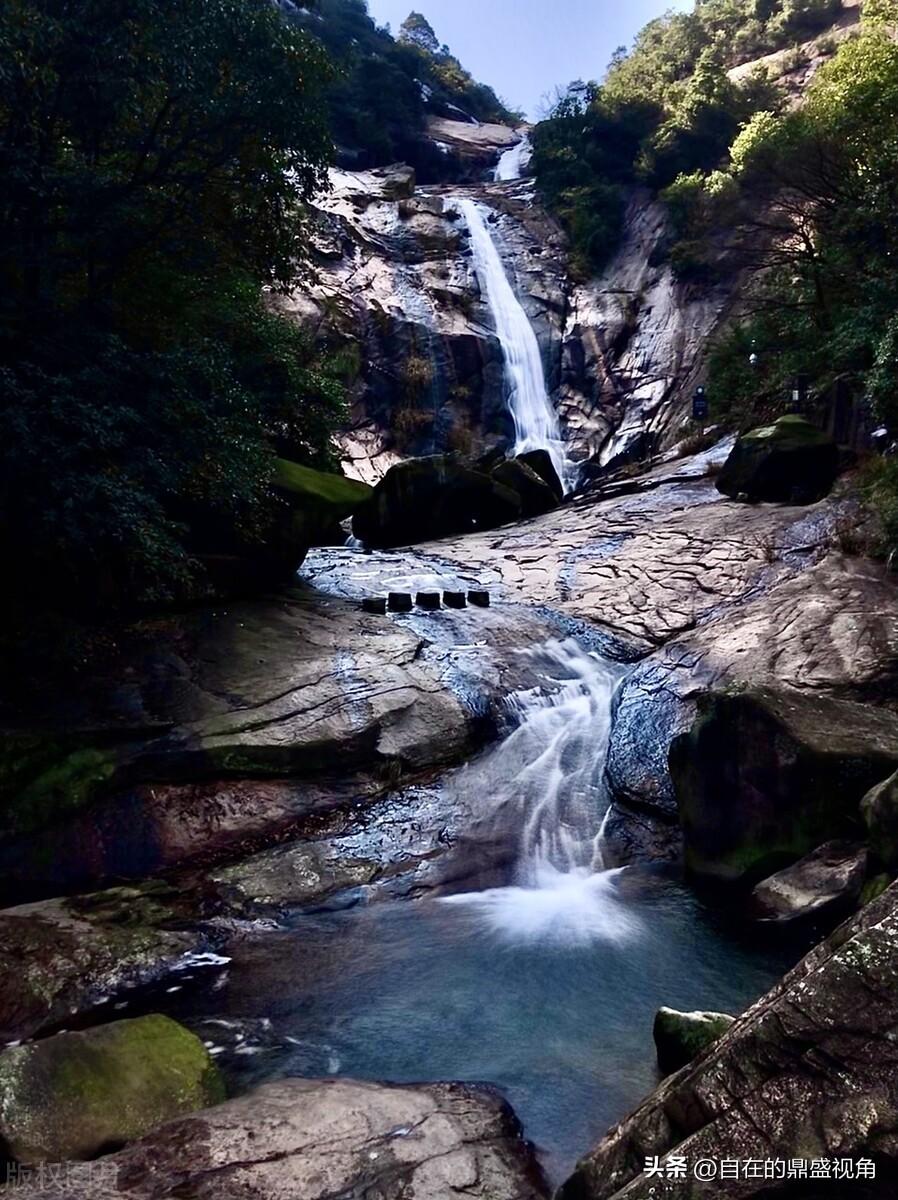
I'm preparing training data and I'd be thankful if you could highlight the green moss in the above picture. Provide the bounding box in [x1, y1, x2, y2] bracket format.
[0, 1015, 224, 1164]
[0, 735, 120, 837]
[273, 458, 371, 512]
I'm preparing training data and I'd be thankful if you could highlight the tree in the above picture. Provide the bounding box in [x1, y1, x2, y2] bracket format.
[0, 0, 343, 619]
[399, 11, 440, 54]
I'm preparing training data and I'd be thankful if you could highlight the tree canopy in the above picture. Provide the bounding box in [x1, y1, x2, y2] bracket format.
[0, 0, 345, 626]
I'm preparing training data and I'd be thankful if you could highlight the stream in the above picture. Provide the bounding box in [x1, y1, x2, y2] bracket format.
[137, 168, 795, 1186]
[158, 637, 797, 1186]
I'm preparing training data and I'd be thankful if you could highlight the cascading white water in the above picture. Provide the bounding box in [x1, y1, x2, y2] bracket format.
[457, 197, 575, 492]
[494, 134, 532, 181]
[443, 639, 639, 943]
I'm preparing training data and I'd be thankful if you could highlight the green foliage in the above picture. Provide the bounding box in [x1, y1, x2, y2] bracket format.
[290, 1, 517, 173]
[0, 0, 344, 621]
[531, 0, 806, 269]
[700, 20, 898, 559]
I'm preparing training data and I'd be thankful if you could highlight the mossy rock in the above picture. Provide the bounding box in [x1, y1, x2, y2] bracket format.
[352, 454, 523, 548]
[653, 1007, 734, 1075]
[0, 733, 126, 840]
[716, 415, 840, 504]
[0, 1014, 224, 1163]
[272, 459, 373, 554]
[861, 770, 898, 871]
[670, 686, 898, 885]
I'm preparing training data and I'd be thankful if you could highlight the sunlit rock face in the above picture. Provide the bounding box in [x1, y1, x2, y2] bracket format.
[280, 128, 742, 485]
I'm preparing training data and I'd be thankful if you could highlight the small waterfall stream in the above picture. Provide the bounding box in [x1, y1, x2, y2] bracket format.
[457, 197, 575, 491]
[159, 628, 796, 1186]
[442, 639, 636, 943]
[494, 133, 532, 181]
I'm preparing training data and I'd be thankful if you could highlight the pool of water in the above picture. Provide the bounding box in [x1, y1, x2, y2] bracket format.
[165, 869, 796, 1186]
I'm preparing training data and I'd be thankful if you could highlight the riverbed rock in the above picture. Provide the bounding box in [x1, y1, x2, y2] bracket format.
[670, 685, 898, 884]
[0, 1015, 224, 1164]
[559, 882, 898, 1200]
[861, 769, 898, 870]
[750, 840, 869, 924]
[0, 589, 478, 898]
[353, 455, 523, 547]
[12, 1078, 549, 1200]
[653, 1007, 734, 1076]
[0, 885, 207, 1043]
[716, 415, 840, 504]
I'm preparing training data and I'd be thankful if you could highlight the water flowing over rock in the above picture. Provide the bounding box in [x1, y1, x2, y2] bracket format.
[456, 197, 574, 491]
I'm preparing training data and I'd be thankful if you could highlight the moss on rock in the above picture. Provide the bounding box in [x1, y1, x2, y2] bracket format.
[0, 1014, 223, 1164]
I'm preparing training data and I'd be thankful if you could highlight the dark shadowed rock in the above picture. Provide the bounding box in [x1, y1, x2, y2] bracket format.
[514, 449, 564, 501]
[653, 1007, 734, 1076]
[862, 769, 898, 870]
[716, 415, 840, 504]
[491, 458, 560, 518]
[0, 1016, 223, 1164]
[750, 840, 869, 924]
[559, 883, 898, 1200]
[0, 885, 208, 1043]
[670, 686, 898, 884]
[13, 1078, 549, 1200]
[353, 455, 523, 547]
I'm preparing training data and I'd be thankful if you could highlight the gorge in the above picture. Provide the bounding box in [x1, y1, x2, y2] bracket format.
[3, 1, 898, 1198]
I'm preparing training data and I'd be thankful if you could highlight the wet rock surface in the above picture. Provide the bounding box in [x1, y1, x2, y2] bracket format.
[0, 1014, 223, 1164]
[751, 841, 869, 924]
[14, 1078, 549, 1200]
[0, 885, 210, 1043]
[559, 882, 898, 1200]
[671, 686, 898, 884]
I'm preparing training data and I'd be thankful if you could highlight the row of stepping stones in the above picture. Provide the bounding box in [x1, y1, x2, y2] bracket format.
[362, 590, 490, 615]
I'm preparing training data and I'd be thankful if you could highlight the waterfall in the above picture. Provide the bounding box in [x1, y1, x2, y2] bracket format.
[457, 198, 575, 492]
[442, 639, 637, 943]
[494, 134, 532, 181]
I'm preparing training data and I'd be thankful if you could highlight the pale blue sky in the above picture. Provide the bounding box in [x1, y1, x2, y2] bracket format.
[366, 0, 694, 119]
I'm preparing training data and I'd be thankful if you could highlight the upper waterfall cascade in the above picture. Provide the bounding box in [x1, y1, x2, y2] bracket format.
[456, 197, 575, 492]
[494, 133, 532, 181]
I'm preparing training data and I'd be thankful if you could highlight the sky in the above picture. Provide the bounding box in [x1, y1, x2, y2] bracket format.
[366, 0, 694, 119]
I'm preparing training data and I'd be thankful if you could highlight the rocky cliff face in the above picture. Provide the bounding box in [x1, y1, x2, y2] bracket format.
[282, 121, 739, 484]
[284, 7, 861, 485]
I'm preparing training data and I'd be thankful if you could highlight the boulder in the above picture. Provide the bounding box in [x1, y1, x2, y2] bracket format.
[514, 449, 564, 502]
[750, 840, 869, 924]
[352, 455, 523, 547]
[559, 883, 898, 1200]
[0, 1016, 224, 1164]
[669, 685, 898, 884]
[376, 163, 416, 199]
[196, 461, 372, 592]
[11, 1078, 549, 1199]
[861, 769, 898, 870]
[653, 1007, 734, 1076]
[272, 458, 373, 545]
[716, 414, 840, 504]
[491, 459, 560, 519]
[0, 885, 209, 1044]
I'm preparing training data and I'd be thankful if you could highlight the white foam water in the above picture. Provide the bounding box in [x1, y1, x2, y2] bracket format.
[456, 197, 576, 492]
[442, 639, 639, 944]
[494, 134, 532, 181]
